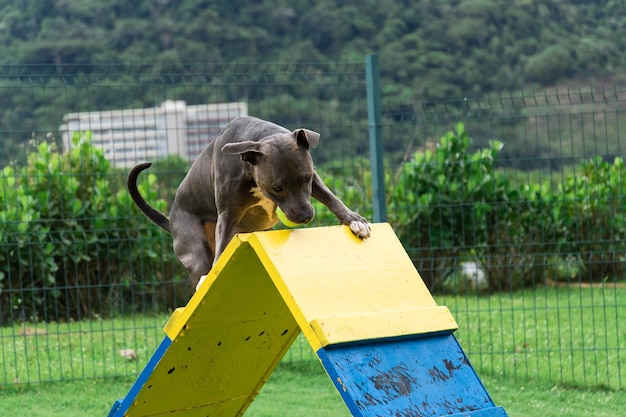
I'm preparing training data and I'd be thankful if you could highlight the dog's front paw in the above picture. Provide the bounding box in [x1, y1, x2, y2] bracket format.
[349, 219, 371, 239]
[340, 211, 370, 238]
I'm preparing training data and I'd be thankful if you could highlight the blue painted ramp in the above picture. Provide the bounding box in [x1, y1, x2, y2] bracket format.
[318, 334, 507, 417]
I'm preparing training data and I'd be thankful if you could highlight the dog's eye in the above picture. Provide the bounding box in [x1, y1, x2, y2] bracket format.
[273, 186, 283, 193]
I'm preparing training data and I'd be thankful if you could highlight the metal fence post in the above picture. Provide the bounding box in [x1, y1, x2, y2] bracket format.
[365, 54, 387, 223]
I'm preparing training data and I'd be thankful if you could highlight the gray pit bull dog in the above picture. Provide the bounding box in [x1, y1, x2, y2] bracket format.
[128, 116, 371, 289]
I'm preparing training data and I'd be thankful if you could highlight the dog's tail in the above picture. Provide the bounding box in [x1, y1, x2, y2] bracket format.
[127, 162, 171, 233]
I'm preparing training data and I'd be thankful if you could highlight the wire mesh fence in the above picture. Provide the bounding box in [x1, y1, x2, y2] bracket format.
[384, 87, 626, 390]
[0, 62, 624, 391]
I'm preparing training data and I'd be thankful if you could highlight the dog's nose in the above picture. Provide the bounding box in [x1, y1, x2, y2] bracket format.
[298, 214, 314, 224]
[292, 207, 314, 224]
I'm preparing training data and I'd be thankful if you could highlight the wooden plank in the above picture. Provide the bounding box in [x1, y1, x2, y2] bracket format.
[317, 334, 500, 417]
[248, 223, 447, 350]
[116, 236, 300, 417]
[309, 306, 458, 347]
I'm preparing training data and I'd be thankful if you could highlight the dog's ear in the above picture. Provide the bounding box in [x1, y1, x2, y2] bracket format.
[293, 129, 320, 149]
[221, 141, 263, 165]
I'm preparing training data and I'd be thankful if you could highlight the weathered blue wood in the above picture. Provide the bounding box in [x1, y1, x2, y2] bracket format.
[447, 407, 508, 417]
[317, 333, 508, 417]
[107, 335, 173, 417]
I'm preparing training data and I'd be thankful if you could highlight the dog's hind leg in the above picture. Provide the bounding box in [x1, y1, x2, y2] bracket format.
[193, 222, 218, 290]
[170, 211, 215, 287]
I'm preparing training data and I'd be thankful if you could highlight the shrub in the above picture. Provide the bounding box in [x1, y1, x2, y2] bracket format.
[0, 133, 187, 325]
[389, 123, 551, 291]
[557, 157, 626, 282]
[390, 123, 626, 291]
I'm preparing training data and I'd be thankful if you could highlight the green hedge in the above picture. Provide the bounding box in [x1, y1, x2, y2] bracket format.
[390, 123, 626, 292]
[3, 127, 625, 323]
[0, 133, 188, 325]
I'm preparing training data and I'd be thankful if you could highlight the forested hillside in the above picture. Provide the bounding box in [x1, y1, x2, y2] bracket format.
[1, 0, 625, 99]
[0, 0, 625, 166]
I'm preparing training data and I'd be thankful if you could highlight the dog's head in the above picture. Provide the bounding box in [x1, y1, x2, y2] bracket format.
[221, 128, 320, 225]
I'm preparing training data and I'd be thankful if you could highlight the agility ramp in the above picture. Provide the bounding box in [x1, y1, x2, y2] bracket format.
[108, 223, 508, 417]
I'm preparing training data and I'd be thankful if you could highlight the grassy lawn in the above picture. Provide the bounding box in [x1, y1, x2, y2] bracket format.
[0, 314, 169, 384]
[0, 364, 624, 417]
[0, 285, 624, 416]
[436, 285, 626, 391]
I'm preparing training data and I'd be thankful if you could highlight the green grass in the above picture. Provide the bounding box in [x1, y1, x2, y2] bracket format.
[0, 364, 624, 417]
[0, 315, 170, 384]
[483, 374, 626, 417]
[1, 286, 624, 415]
[436, 285, 626, 391]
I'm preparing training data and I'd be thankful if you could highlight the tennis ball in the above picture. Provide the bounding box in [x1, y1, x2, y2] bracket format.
[276, 207, 299, 228]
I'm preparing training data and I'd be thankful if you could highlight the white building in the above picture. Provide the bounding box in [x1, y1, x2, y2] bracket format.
[60, 100, 248, 167]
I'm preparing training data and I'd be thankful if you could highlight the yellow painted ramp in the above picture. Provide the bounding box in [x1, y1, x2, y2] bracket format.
[108, 224, 474, 417]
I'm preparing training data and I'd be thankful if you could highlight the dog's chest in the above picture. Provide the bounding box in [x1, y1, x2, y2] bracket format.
[238, 187, 278, 231]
